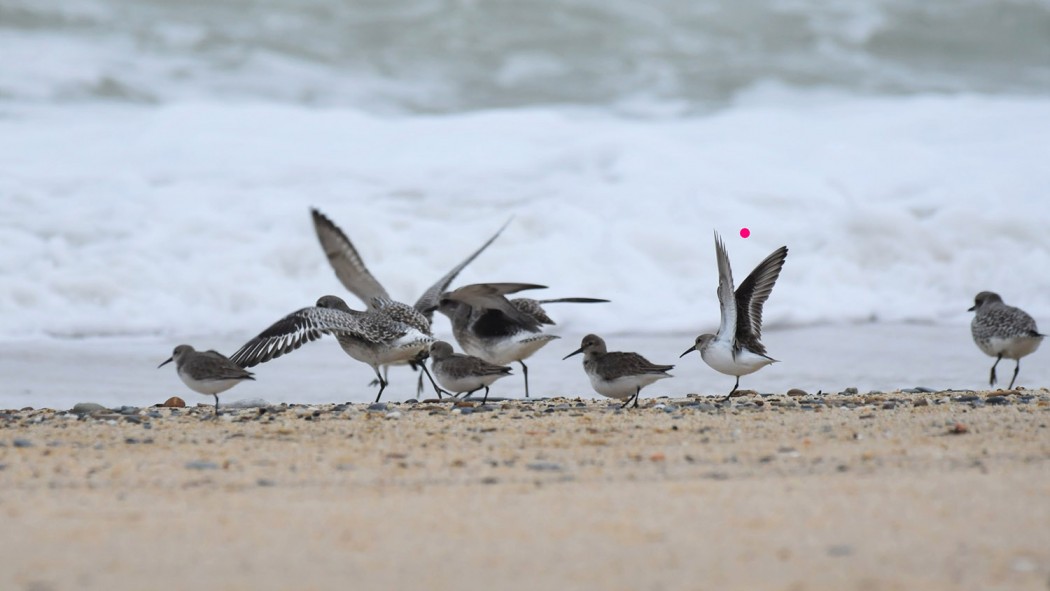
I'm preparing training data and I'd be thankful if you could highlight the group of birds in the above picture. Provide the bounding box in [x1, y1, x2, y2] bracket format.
[159, 209, 1045, 416]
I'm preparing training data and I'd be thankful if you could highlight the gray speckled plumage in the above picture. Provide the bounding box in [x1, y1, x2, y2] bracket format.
[158, 345, 254, 414]
[969, 291, 1044, 389]
[228, 295, 435, 402]
[563, 334, 673, 409]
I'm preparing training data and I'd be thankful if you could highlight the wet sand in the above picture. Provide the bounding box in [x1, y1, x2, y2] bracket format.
[2, 390, 1049, 591]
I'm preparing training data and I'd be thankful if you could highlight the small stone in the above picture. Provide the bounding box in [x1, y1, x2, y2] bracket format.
[481, 477, 499, 485]
[526, 462, 563, 472]
[956, 395, 980, 403]
[162, 397, 186, 408]
[385, 411, 402, 420]
[827, 544, 853, 557]
[71, 403, 108, 415]
[881, 402, 896, 410]
[457, 408, 474, 416]
[184, 460, 219, 470]
[842, 387, 859, 395]
[913, 398, 929, 407]
[119, 406, 140, 415]
[985, 395, 1008, 405]
[948, 423, 969, 435]
[786, 388, 808, 397]
[256, 478, 277, 487]
[13, 438, 33, 448]
[367, 403, 388, 412]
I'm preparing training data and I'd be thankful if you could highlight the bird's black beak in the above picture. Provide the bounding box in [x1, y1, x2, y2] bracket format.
[967, 305, 976, 312]
[158, 357, 173, 369]
[562, 347, 584, 361]
[679, 346, 697, 358]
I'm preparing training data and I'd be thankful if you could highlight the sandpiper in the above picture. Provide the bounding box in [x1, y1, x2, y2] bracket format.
[969, 291, 1044, 390]
[228, 295, 437, 402]
[158, 345, 255, 415]
[429, 340, 513, 403]
[436, 283, 608, 398]
[312, 208, 508, 389]
[681, 232, 788, 400]
[563, 334, 673, 408]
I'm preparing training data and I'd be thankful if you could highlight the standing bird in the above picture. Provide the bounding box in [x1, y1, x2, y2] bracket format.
[428, 341, 513, 404]
[969, 291, 1044, 390]
[437, 283, 608, 398]
[228, 295, 437, 402]
[158, 345, 255, 416]
[563, 334, 673, 409]
[312, 209, 508, 390]
[681, 232, 788, 400]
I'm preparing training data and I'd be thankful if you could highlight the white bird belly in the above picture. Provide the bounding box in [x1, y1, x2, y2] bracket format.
[985, 336, 1043, 360]
[700, 341, 775, 377]
[588, 373, 668, 400]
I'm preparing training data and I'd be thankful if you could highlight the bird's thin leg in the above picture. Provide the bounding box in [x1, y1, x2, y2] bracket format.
[417, 363, 448, 398]
[518, 361, 529, 396]
[372, 367, 388, 403]
[213, 394, 220, 419]
[462, 388, 481, 402]
[632, 387, 640, 409]
[989, 354, 1002, 387]
[369, 365, 390, 388]
[721, 377, 740, 402]
[482, 386, 491, 404]
[620, 389, 638, 409]
[1009, 360, 1020, 390]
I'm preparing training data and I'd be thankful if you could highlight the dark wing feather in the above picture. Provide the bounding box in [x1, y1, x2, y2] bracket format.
[229, 306, 362, 368]
[733, 245, 788, 352]
[311, 208, 390, 308]
[414, 218, 512, 320]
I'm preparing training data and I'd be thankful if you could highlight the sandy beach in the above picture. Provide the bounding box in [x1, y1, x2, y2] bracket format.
[2, 389, 1048, 591]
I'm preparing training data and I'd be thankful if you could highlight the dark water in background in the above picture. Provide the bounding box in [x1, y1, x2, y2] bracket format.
[3, 0, 1049, 111]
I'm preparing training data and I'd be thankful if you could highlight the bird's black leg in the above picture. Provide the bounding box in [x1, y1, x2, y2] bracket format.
[369, 365, 390, 388]
[372, 367, 388, 403]
[519, 361, 531, 398]
[462, 388, 481, 402]
[1009, 360, 1020, 390]
[213, 394, 220, 419]
[482, 386, 491, 404]
[720, 377, 740, 402]
[417, 363, 448, 399]
[632, 387, 640, 408]
[989, 354, 1002, 387]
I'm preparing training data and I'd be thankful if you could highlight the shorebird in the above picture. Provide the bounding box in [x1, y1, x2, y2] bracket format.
[428, 340, 513, 403]
[563, 334, 673, 409]
[436, 282, 608, 398]
[969, 291, 1044, 389]
[312, 208, 507, 389]
[229, 295, 437, 402]
[681, 232, 788, 400]
[158, 345, 255, 415]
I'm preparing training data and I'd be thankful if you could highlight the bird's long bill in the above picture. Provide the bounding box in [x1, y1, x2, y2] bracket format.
[679, 346, 698, 358]
[562, 347, 584, 360]
[967, 305, 976, 312]
[157, 357, 174, 369]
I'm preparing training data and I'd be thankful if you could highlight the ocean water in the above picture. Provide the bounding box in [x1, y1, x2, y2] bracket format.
[1, 0, 1048, 405]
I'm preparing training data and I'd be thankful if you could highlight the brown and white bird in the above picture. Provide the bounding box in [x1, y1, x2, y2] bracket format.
[158, 345, 255, 415]
[681, 232, 788, 400]
[436, 283, 608, 398]
[563, 334, 673, 409]
[428, 340, 513, 404]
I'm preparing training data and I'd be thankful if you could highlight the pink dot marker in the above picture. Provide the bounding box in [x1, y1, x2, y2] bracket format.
[739, 227, 751, 238]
